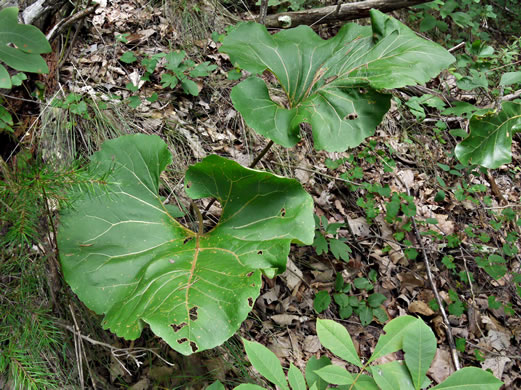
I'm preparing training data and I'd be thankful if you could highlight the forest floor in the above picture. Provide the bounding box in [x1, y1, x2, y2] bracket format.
[2, 0, 521, 389]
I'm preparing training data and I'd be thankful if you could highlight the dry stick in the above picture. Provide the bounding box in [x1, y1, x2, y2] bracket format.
[69, 305, 85, 389]
[58, 322, 175, 368]
[461, 248, 486, 339]
[259, 0, 269, 24]
[46, 3, 99, 42]
[406, 187, 461, 371]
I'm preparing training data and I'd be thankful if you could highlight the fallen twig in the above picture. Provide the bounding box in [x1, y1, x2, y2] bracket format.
[406, 186, 461, 371]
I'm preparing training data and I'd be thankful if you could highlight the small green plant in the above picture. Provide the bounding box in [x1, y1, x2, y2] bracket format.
[209, 316, 503, 389]
[313, 272, 388, 326]
[312, 215, 351, 262]
[120, 49, 216, 107]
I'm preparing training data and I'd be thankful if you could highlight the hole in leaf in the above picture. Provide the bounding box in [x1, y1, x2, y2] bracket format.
[190, 341, 198, 352]
[189, 306, 198, 321]
[177, 337, 188, 344]
[280, 208, 286, 217]
[257, 250, 263, 255]
[359, 88, 367, 94]
[171, 322, 187, 332]
[183, 237, 193, 245]
[344, 112, 358, 120]
[246, 271, 254, 277]
[186, 181, 192, 189]
[248, 297, 253, 307]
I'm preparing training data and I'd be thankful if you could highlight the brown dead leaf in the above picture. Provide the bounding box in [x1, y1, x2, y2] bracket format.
[397, 272, 424, 289]
[482, 357, 510, 380]
[282, 258, 303, 292]
[427, 348, 454, 384]
[303, 335, 321, 353]
[348, 217, 371, 237]
[128, 377, 150, 390]
[409, 300, 435, 316]
[271, 314, 300, 326]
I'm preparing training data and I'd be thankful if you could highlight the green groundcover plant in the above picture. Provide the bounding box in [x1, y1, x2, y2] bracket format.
[219, 9, 455, 152]
[57, 134, 314, 355]
[209, 316, 503, 389]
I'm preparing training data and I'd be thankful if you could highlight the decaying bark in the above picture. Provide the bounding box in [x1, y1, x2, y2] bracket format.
[260, 0, 433, 28]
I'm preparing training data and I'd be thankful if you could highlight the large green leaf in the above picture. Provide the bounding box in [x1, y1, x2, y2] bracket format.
[288, 363, 306, 390]
[369, 361, 415, 390]
[368, 315, 417, 363]
[431, 367, 503, 389]
[316, 318, 362, 368]
[0, 7, 51, 88]
[58, 134, 314, 355]
[220, 9, 454, 152]
[455, 101, 521, 168]
[403, 319, 436, 390]
[314, 365, 354, 385]
[243, 339, 289, 390]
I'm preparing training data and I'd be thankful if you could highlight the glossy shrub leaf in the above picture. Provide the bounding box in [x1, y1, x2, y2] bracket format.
[220, 9, 454, 152]
[58, 134, 314, 355]
[243, 339, 289, 390]
[368, 315, 417, 363]
[316, 318, 362, 368]
[455, 101, 521, 168]
[403, 319, 436, 389]
[314, 365, 354, 385]
[431, 367, 503, 389]
[305, 356, 331, 390]
[0, 7, 51, 89]
[288, 363, 306, 390]
[370, 361, 415, 390]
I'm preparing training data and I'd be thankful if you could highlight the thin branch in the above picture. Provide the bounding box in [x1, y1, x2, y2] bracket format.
[58, 322, 175, 368]
[258, 0, 268, 24]
[46, 4, 99, 42]
[250, 140, 274, 168]
[407, 186, 461, 371]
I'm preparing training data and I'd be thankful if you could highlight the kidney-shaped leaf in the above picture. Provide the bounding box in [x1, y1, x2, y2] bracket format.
[455, 101, 521, 168]
[0, 7, 51, 88]
[220, 9, 454, 152]
[58, 134, 314, 355]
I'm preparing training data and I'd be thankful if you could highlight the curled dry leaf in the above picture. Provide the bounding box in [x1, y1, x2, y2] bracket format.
[408, 300, 435, 316]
